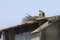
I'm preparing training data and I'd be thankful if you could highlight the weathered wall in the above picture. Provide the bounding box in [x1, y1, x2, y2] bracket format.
[41, 21, 60, 40]
[0, 35, 3, 40]
[14, 32, 41, 40]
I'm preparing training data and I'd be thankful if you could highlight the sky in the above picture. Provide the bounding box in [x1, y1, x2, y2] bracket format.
[0, 0, 60, 30]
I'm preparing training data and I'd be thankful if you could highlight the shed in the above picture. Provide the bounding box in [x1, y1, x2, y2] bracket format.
[0, 15, 60, 40]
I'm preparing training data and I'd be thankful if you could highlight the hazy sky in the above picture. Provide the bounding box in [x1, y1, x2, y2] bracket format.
[0, 0, 60, 30]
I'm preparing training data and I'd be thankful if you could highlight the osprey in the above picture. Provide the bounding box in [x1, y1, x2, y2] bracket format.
[39, 10, 45, 18]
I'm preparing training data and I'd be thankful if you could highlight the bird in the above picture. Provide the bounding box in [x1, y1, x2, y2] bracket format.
[39, 10, 45, 18]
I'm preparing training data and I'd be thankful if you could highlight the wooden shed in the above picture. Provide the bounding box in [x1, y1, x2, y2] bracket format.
[0, 15, 60, 40]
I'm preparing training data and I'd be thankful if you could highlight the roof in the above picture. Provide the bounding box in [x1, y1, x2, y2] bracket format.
[0, 15, 60, 32]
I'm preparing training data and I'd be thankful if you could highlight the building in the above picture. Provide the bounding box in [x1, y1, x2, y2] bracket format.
[0, 11, 60, 40]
